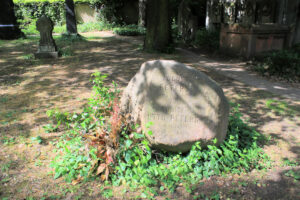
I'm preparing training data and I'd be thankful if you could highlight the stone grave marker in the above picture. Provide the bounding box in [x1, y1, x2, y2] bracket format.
[120, 60, 229, 153]
[35, 16, 58, 59]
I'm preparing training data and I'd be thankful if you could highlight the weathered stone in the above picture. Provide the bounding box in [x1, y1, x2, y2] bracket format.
[75, 4, 97, 23]
[35, 16, 58, 59]
[220, 24, 290, 58]
[120, 60, 229, 153]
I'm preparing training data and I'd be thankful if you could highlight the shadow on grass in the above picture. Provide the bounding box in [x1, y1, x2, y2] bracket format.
[0, 33, 160, 140]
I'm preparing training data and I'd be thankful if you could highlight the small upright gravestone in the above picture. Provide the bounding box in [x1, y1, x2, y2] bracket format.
[35, 16, 58, 59]
[120, 60, 229, 153]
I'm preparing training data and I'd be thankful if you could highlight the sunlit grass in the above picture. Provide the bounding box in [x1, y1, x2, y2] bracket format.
[21, 21, 114, 36]
[265, 99, 297, 116]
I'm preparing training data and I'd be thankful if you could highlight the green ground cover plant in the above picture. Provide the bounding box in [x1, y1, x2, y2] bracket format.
[113, 25, 146, 36]
[194, 28, 220, 50]
[265, 99, 296, 116]
[46, 72, 271, 197]
[285, 170, 300, 182]
[20, 22, 114, 35]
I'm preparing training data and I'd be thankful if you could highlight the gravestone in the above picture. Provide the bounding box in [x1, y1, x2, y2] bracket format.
[120, 60, 229, 153]
[35, 16, 58, 59]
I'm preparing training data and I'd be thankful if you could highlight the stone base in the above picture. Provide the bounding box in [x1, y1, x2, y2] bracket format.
[220, 23, 290, 58]
[35, 51, 59, 59]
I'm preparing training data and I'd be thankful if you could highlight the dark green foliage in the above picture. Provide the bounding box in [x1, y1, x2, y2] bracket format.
[94, 0, 124, 24]
[111, 103, 270, 193]
[113, 25, 145, 36]
[253, 45, 300, 81]
[50, 130, 96, 182]
[285, 170, 300, 181]
[15, 1, 65, 26]
[14, 0, 125, 34]
[194, 28, 220, 50]
[48, 72, 120, 182]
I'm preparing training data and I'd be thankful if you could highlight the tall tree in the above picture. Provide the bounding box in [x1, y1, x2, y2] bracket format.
[0, 0, 23, 39]
[65, 0, 77, 34]
[292, 1, 300, 45]
[144, 0, 171, 52]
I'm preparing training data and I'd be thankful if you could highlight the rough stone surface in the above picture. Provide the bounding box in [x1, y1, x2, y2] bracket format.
[75, 4, 97, 23]
[35, 16, 58, 59]
[120, 60, 229, 153]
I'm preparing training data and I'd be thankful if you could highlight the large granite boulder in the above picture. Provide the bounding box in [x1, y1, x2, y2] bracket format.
[120, 60, 229, 153]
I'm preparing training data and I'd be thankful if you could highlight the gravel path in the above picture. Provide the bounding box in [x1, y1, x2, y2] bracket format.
[178, 48, 300, 101]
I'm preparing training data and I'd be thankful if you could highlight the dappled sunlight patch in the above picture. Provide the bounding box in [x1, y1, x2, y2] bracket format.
[0, 32, 299, 199]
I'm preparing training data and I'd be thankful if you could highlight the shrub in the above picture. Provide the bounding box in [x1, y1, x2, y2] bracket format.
[254, 46, 300, 81]
[194, 28, 220, 50]
[15, 1, 66, 26]
[113, 25, 146, 36]
[49, 72, 120, 182]
[21, 21, 114, 35]
[265, 50, 300, 78]
[47, 73, 270, 196]
[111, 103, 270, 194]
[14, 0, 126, 31]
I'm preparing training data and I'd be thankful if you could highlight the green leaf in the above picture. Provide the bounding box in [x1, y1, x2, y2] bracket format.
[125, 140, 133, 149]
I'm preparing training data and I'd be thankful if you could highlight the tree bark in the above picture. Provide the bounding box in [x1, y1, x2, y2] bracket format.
[65, 0, 77, 34]
[139, 0, 147, 26]
[292, 1, 300, 45]
[0, 0, 23, 40]
[205, 0, 216, 30]
[144, 0, 171, 52]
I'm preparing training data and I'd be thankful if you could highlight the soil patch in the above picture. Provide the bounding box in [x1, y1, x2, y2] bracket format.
[0, 32, 299, 199]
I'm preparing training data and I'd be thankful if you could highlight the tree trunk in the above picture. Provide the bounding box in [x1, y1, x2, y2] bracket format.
[205, 0, 216, 31]
[178, 0, 198, 42]
[139, 0, 147, 26]
[234, 0, 239, 23]
[65, 0, 77, 34]
[144, 0, 171, 52]
[276, 0, 286, 24]
[0, 0, 23, 40]
[292, 1, 300, 45]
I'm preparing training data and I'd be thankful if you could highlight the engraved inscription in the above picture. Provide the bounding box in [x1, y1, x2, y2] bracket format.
[123, 60, 229, 152]
[147, 74, 204, 125]
[147, 112, 201, 124]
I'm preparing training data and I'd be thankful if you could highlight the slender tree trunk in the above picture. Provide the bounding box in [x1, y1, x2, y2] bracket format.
[292, 1, 300, 45]
[65, 0, 77, 34]
[234, 0, 239, 23]
[144, 0, 171, 52]
[0, 0, 23, 39]
[139, 0, 147, 26]
[205, 0, 217, 31]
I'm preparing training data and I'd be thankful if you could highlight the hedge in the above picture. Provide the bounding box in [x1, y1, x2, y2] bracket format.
[14, 0, 130, 33]
[13, 0, 92, 4]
